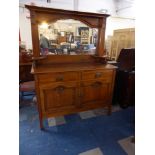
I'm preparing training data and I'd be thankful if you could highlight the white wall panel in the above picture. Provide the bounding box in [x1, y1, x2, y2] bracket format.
[78, 0, 116, 15]
[106, 17, 135, 37]
[19, 0, 74, 10]
[19, 10, 32, 49]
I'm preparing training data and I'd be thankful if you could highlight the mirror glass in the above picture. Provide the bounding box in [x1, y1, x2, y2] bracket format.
[38, 19, 98, 55]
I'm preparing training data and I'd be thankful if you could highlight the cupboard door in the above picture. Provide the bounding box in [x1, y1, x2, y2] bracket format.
[39, 82, 78, 113]
[80, 80, 110, 105]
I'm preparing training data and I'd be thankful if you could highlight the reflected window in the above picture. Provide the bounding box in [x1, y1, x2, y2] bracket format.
[38, 19, 98, 55]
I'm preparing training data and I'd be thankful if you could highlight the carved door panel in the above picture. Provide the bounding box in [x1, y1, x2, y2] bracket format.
[39, 82, 78, 113]
[129, 29, 135, 48]
[116, 33, 129, 59]
[110, 28, 135, 60]
[80, 80, 110, 105]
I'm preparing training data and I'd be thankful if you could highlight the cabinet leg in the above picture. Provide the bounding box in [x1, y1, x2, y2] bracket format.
[39, 114, 44, 130]
[40, 121, 44, 130]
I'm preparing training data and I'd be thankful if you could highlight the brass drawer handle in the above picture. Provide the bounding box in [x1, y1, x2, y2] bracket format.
[56, 75, 64, 81]
[91, 81, 102, 87]
[95, 72, 102, 78]
[55, 85, 66, 93]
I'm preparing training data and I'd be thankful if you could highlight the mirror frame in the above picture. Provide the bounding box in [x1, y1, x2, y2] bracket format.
[25, 5, 110, 58]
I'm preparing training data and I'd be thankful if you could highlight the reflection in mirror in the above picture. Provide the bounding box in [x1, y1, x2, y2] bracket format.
[38, 19, 98, 55]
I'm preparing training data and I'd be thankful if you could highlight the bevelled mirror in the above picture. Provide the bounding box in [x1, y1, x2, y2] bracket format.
[38, 19, 98, 55]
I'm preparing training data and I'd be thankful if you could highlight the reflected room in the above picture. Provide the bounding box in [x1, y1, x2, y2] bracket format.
[38, 19, 98, 55]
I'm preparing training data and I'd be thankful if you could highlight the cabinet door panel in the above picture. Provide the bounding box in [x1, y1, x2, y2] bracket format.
[39, 82, 78, 112]
[81, 81, 110, 105]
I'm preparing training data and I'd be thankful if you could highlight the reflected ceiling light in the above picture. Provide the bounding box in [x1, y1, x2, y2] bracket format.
[40, 22, 49, 29]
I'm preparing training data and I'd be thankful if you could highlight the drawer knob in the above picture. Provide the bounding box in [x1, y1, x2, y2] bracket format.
[95, 72, 102, 78]
[56, 75, 64, 81]
[55, 85, 66, 93]
[91, 81, 102, 88]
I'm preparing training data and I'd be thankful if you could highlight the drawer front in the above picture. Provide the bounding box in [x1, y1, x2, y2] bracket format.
[38, 72, 78, 83]
[82, 70, 113, 81]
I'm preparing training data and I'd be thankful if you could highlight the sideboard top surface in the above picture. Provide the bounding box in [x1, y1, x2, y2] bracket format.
[31, 63, 117, 74]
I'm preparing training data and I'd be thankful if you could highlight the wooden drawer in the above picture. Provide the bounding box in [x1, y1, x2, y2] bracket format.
[38, 72, 78, 83]
[82, 70, 113, 81]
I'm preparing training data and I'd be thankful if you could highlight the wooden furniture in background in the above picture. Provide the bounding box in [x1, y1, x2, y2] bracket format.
[105, 35, 113, 58]
[26, 5, 117, 129]
[110, 28, 135, 60]
[57, 36, 67, 44]
[19, 63, 34, 82]
[111, 48, 135, 108]
[19, 52, 34, 82]
[19, 52, 35, 105]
